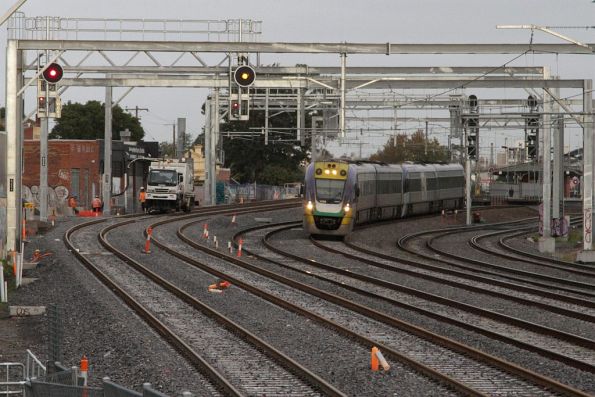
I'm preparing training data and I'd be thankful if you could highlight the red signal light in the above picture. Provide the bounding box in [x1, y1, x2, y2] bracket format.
[231, 101, 240, 110]
[42, 63, 63, 84]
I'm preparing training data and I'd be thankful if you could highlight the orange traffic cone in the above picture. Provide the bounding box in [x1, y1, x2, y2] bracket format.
[237, 239, 243, 258]
[80, 355, 89, 386]
[371, 347, 379, 371]
[144, 227, 153, 254]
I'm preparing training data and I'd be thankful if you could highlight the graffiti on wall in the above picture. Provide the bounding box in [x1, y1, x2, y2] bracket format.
[22, 185, 70, 214]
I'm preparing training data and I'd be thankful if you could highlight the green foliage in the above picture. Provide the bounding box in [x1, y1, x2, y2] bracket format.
[219, 107, 309, 184]
[2, 258, 14, 285]
[370, 130, 450, 163]
[159, 133, 194, 158]
[50, 100, 145, 141]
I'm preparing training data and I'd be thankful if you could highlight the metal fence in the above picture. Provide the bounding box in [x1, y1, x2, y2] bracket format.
[1, 350, 193, 397]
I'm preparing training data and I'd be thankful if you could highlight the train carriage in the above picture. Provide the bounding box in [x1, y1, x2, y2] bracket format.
[304, 160, 464, 237]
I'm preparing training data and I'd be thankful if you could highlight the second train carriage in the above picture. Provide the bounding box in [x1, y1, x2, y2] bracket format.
[303, 160, 465, 236]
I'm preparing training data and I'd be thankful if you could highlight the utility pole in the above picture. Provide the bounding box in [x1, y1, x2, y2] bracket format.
[425, 120, 428, 156]
[172, 123, 176, 157]
[124, 106, 148, 120]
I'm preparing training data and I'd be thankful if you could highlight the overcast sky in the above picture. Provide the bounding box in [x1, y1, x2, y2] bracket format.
[2, 0, 594, 158]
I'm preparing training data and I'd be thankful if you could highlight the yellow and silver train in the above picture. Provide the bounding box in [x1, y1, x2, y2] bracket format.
[303, 160, 465, 236]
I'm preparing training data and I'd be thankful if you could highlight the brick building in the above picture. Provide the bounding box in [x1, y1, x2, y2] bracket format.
[23, 139, 101, 210]
[22, 139, 159, 213]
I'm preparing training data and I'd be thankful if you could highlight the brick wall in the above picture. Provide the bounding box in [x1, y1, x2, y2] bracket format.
[23, 140, 101, 208]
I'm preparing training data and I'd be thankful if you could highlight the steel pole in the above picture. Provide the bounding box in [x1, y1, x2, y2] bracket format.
[541, 77, 553, 246]
[340, 53, 346, 138]
[204, 96, 211, 206]
[211, 89, 219, 204]
[103, 84, 113, 215]
[5, 40, 19, 252]
[583, 80, 594, 252]
[39, 117, 49, 221]
[464, 125, 471, 225]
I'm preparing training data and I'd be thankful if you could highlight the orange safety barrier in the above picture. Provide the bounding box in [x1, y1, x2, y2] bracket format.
[202, 223, 209, 239]
[144, 227, 153, 254]
[371, 347, 379, 371]
[10, 251, 16, 276]
[80, 355, 89, 386]
[370, 346, 390, 371]
[208, 280, 232, 291]
[237, 239, 243, 258]
[31, 249, 53, 262]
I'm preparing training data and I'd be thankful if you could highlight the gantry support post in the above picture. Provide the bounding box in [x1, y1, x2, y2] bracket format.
[203, 96, 211, 206]
[577, 80, 595, 262]
[210, 89, 219, 205]
[539, 69, 555, 253]
[340, 53, 346, 138]
[103, 82, 113, 215]
[5, 40, 22, 253]
[552, 86, 564, 223]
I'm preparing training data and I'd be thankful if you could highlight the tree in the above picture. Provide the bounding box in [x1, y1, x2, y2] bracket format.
[218, 106, 309, 184]
[159, 133, 194, 158]
[370, 129, 450, 163]
[50, 100, 145, 141]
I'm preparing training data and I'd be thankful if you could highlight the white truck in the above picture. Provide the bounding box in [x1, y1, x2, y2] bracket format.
[145, 158, 196, 213]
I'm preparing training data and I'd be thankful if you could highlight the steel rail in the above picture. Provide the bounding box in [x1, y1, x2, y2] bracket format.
[172, 218, 586, 396]
[396, 229, 595, 321]
[64, 217, 241, 396]
[424, 228, 595, 296]
[99, 216, 339, 397]
[255, 222, 595, 368]
[231, 222, 593, 396]
[499, 229, 595, 272]
[469, 224, 595, 278]
[152, 219, 484, 396]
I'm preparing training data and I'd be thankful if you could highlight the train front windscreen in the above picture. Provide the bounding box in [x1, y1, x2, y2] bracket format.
[315, 179, 345, 203]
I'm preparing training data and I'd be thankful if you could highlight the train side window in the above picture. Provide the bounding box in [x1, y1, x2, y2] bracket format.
[355, 184, 360, 198]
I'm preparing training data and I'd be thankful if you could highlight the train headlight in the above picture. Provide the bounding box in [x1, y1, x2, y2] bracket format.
[307, 201, 314, 210]
[324, 169, 330, 175]
[344, 203, 350, 213]
[332, 170, 337, 175]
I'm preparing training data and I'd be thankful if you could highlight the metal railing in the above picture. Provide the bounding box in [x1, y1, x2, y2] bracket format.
[24, 350, 46, 381]
[8, 13, 262, 42]
[0, 362, 24, 396]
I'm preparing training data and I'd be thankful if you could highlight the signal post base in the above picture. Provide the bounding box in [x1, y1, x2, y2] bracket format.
[577, 249, 595, 264]
[537, 237, 555, 254]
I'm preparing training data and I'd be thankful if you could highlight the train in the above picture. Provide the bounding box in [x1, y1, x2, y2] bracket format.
[303, 160, 465, 236]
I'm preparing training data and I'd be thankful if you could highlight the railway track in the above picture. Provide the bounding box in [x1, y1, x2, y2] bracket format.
[172, 220, 582, 395]
[65, 201, 343, 396]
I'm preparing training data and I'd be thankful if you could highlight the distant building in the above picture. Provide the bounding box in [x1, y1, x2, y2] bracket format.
[187, 144, 230, 184]
[22, 137, 159, 213]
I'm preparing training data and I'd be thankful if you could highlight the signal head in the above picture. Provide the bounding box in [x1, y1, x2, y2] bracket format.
[42, 63, 63, 84]
[233, 65, 255, 87]
[468, 94, 478, 109]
